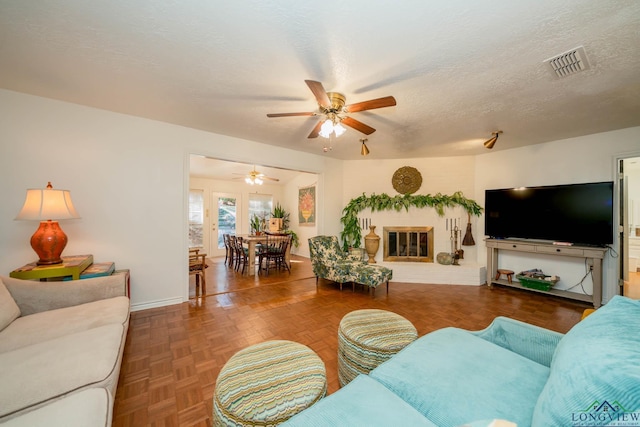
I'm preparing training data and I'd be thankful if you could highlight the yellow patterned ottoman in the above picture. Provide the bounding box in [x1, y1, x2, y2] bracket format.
[213, 340, 327, 426]
[338, 309, 418, 387]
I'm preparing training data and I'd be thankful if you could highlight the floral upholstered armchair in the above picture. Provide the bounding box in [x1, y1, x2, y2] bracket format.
[308, 236, 393, 294]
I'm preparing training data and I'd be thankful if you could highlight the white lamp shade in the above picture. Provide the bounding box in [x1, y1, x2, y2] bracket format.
[16, 188, 80, 221]
[319, 119, 334, 138]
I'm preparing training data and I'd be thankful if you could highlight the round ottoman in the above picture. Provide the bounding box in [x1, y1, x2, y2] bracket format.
[338, 309, 417, 387]
[213, 340, 327, 426]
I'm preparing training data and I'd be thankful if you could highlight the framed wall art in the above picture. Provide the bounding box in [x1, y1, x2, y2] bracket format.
[298, 185, 316, 226]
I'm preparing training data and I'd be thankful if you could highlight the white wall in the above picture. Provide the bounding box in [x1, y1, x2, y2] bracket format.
[340, 129, 640, 300]
[475, 127, 640, 303]
[341, 157, 483, 284]
[2, 88, 637, 308]
[342, 156, 477, 254]
[0, 89, 343, 310]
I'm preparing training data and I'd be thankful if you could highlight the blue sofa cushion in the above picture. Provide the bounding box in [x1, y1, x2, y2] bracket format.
[369, 327, 549, 427]
[282, 374, 437, 427]
[532, 296, 640, 426]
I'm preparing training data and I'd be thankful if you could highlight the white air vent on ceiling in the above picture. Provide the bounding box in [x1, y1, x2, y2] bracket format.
[544, 46, 591, 78]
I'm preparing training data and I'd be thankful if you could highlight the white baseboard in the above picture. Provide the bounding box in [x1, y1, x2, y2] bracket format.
[131, 296, 183, 312]
[380, 261, 487, 286]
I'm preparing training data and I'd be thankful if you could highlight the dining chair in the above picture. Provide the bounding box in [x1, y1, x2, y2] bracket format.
[259, 234, 291, 275]
[223, 234, 234, 266]
[234, 236, 249, 274]
[189, 250, 207, 297]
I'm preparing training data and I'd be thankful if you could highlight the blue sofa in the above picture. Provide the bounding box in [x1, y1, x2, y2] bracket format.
[283, 295, 640, 427]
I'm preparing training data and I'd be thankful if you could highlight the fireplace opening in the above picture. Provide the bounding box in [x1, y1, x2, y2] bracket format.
[383, 226, 434, 262]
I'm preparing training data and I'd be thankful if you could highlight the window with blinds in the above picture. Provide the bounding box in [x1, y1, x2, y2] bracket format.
[188, 189, 204, 248]
[248, 193, 273, 232]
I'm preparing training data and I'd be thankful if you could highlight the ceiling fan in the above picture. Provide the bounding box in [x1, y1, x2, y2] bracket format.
[267, 80, 396, 139]
[233, 166, 279, 185]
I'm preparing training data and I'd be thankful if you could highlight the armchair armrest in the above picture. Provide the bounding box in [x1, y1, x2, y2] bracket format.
[471, 317, 564, 367]
[345, 251, 366, 263]
[2, 273, 128, 316]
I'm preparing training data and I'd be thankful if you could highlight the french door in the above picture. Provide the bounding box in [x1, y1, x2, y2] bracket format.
[210, 192, 241, 257]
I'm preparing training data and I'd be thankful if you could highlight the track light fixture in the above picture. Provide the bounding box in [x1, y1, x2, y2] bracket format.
[484, 131, 503, 149]
[360, 138, 370, 156]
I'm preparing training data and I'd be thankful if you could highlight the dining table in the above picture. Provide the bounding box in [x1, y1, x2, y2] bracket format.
[237, 234, 292, 276]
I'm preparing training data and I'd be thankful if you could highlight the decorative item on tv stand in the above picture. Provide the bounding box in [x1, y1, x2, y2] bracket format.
[364, 224, 380, 264]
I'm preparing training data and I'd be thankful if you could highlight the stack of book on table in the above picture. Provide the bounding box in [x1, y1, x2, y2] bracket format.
[10, 254, 116, 281]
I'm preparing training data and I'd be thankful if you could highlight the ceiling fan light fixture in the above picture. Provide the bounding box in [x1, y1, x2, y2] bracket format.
[319, 117, 346, 139]
[333, 122, 346, 137]
[319, 119, 334, 138]
[484, 131, 503, 149]
[235, 166, 276, 185]
[267, 80, 397, 142]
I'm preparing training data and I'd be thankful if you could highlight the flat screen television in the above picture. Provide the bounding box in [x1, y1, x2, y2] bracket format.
[484, 181, 614, 247]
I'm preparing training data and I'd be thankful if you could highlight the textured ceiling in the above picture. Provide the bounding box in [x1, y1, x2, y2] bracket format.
[1, 0, 639, 160]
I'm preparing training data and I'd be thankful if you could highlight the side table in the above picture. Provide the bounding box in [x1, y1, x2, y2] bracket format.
[10, 255, 129, 298]
[10, 255, 94, 281]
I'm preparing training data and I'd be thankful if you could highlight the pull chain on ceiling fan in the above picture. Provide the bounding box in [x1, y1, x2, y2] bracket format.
[267, 80, 396, 153]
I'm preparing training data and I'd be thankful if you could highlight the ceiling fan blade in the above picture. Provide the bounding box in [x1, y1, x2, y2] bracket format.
[305, 80, 331, 109]
[307, 120, 323, 138]
[345, 96, 397, 113]
[342, 117, 376, 135]
[263, 176, 280, 182]
[267, 112, 315, 118]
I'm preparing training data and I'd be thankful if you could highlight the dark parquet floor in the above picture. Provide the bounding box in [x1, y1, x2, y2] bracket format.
[112, 255, 590, 426]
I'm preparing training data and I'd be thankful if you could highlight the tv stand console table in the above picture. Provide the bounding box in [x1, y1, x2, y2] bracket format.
[486, 239, 607, 307]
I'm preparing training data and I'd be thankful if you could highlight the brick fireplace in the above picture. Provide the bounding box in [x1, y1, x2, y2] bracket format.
[377, 225, 485, 286]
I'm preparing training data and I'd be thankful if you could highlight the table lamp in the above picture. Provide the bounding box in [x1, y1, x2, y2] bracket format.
[15, 182, 80, 265]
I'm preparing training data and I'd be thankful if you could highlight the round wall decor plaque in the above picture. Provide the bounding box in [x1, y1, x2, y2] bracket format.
[392, 166, 422, 194]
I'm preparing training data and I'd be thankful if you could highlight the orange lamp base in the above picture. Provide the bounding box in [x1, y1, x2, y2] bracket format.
[30, 220, 68, 265]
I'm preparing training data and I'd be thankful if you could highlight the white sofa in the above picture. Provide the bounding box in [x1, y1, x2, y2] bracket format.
[0, 272, 130, 426]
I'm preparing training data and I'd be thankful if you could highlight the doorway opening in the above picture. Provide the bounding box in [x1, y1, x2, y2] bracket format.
[619, 155, 640, 297]
[187, 154, 320, 298]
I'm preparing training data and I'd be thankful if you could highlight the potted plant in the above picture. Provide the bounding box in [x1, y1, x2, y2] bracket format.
[270, 203, 299, 248]
[283, 229, 299, 248]
[250, 214, 262, 235]
[270, 202, 287, 232]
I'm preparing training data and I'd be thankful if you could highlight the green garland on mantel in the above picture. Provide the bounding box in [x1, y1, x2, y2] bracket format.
[340, 191, 483, 251]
